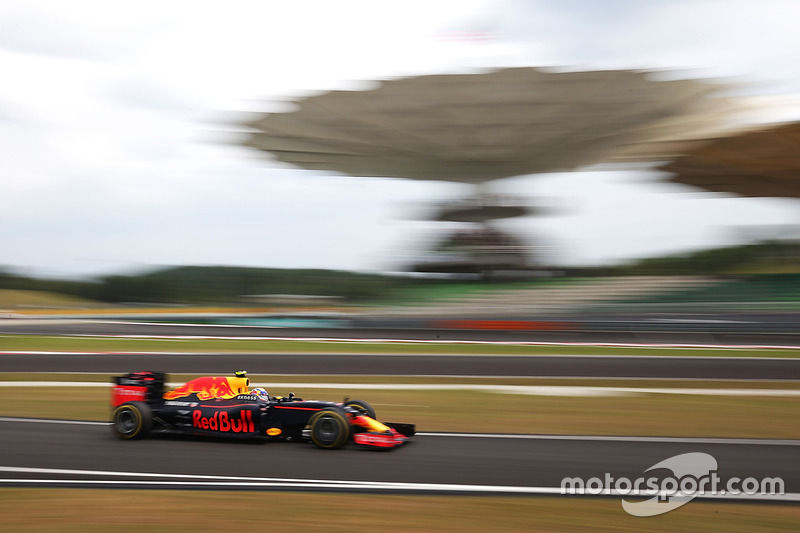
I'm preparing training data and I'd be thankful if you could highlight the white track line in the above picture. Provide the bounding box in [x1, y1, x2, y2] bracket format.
[2, 381, 800, 397]
[1, 417, 798, 446]
[0, 417, 107, 426]
[10, 371, 800, 381]
[22, 328, 800, 350]
[417, 432, 800, 446]
[2, 350, 800, 361]
[0, 466, 797, 501]
[0, 465, 400, 485]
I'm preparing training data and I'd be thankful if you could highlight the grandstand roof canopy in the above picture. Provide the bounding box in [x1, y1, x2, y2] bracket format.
[434, 204, 531, 223]
[242, 68, 737, 184]
[659, 121, 800, 198]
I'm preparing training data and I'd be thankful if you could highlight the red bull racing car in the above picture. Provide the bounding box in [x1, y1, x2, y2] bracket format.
[110, 371, 414, 449]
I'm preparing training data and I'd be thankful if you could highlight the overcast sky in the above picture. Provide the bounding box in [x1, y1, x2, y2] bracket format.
[2, 0, 800, 279]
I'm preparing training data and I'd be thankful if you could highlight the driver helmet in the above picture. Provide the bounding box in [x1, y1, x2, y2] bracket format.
[250, 387, 269, 398]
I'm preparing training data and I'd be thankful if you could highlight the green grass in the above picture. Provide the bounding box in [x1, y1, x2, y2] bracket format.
[378, 279, 564, 306]
[623, 274, 800, 305]
[1, 490, 797, 532]
[0, 289, 101, 309]
[1, 334, 798, 357]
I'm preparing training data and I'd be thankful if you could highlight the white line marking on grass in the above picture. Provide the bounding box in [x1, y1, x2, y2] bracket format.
[0, 478, 573, 494]
[7, 372, 800, 382]
[2, 381, 800, 397]
[0, 465, 392, 485]
[42, 329, 800, 350]
[221, 374, 800, 383]
[416, 433, 800, 446]
[0, 474, 798, 501]
[2, 418, 799, 447]
[3, 350, 800, 360]
[0, 417, 108, 426]
[1, 466, 798, 501]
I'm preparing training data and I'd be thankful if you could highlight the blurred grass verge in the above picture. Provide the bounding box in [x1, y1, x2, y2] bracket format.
[0, 490, 798, 532]
[1, 335, 798, 357]
[1, 382, 798, 439]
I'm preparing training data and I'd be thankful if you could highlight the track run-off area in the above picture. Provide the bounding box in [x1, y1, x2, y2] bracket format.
[2, 321, 799, 509]
[0, 416, 798, 502]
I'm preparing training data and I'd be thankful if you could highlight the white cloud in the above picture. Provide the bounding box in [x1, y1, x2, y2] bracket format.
[1, 0, 799, 278]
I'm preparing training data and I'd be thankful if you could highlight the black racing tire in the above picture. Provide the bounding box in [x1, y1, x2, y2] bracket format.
[344, 399, 376, 419]
[308, 408, 351, 449]
[112, 401, 152, 440]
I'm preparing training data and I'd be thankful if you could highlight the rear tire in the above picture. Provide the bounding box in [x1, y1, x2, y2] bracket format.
[309, 408, 351, 449]
[112, 401, 152, 440]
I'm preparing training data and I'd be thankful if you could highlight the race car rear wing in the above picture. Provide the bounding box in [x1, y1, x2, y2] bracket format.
[111, 371, 166, 408]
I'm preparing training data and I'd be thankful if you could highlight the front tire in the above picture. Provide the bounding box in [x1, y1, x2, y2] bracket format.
[308, 408, 351, 449]
[344, 399, 376, 419]
[112, 401, 152, 440]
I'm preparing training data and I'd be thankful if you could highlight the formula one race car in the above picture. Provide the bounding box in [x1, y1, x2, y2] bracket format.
[110, 371, 414, 450]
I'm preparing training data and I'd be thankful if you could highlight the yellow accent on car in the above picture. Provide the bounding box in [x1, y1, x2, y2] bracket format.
[354, 415, 390, 433]
[163, 376, 250, 400]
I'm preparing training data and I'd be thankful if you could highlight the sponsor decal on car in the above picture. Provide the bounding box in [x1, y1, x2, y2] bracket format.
[114, 388, 146, 398]
[192, 409, 255, 433]
[111, 386, 147, 407]
[118, 378, 145, 386]
[267, 428, 282, 436]
[236, 395, 259, 401]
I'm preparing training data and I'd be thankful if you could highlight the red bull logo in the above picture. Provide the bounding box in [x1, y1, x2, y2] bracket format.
[192, 409, 255, 433]
[163, 376, 248, 400]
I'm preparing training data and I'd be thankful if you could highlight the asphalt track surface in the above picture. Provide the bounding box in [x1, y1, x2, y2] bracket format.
[2, 320, 800, 379]
[2, 321, 798, 500]
[1, 418, 798, 496]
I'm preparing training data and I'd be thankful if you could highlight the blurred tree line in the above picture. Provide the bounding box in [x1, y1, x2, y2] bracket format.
[1, 240, 797, 305]
[598, 240, 800, 276]
[0, 266, 419, 305]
